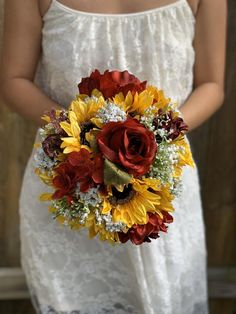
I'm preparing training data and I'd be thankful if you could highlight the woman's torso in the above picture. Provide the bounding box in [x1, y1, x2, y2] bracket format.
[21, 3, 209, 312]
[34, 0, 196, 109]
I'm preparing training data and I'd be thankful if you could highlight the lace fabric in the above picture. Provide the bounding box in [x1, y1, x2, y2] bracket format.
[19, 0, 209, 313]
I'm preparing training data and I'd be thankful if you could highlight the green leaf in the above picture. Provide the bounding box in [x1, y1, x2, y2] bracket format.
[104, 159, 132, 186]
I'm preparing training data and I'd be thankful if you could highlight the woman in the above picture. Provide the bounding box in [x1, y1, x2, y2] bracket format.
[0, 0, 226, 313]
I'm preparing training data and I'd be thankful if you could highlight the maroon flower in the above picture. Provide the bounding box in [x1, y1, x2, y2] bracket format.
[118, 211, 174, 245]
[153, 109, 188, 141]
[42, 134, 62, 159]
[44, 109, 69, 135]
[78, 69, 147, 99]
[97, 118, 157, 177]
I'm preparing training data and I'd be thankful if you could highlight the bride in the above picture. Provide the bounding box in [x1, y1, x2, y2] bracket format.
[0, 0, 226, 313]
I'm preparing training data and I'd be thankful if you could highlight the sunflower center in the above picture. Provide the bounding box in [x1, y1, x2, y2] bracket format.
[109, 184, 136, 205]
[80, 122, 95, 144]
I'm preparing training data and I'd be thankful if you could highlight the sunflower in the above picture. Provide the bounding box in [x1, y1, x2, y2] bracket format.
[84, 212, 120, 244]
[172, 137, 195, 178]
[113, 90, 153, 115]
[112, 91, 134, 113]
[145, 85, 171, 110]
[59, 110, 89, 153]
[35, 168, 54, 186]
[59, 92, 106, 153]
[112, 85, 171, 116]
[101, 178, 174, 228]
[130, 90, 154, 115]
[71, 92, 105, 125]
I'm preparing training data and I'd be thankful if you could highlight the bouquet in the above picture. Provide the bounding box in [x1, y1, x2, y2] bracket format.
[34, 69, 194, 245]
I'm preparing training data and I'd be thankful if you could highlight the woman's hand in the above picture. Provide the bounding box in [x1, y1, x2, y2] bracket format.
[0, 0, 61, 126]
[179, 0, 227, 131]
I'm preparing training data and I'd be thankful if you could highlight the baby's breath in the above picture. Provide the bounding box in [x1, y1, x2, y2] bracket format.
[94, 209, 127, 233]
[97, 101, 127, 123]
[52, 198, 90, 225]
[75, 184, 101, 207]
[149, 142, 180, 186]
[34, 147, 57, 171]
[140, 106, 156, 131]
[170, 178, 183, 198]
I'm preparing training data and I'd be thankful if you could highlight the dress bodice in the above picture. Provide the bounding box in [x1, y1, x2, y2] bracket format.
[34, 0, 195, 108]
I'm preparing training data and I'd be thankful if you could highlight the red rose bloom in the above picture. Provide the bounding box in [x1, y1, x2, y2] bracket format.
[78, 69, 147, 99]
[118, 211, 174, 245]
[52, 149, 104, 200]
[97, 118, 157, 177]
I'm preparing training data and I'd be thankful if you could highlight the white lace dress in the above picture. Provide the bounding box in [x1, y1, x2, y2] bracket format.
[19, 0, 209, 313]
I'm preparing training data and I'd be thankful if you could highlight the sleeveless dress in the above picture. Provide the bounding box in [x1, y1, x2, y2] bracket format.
[19, 0, 209, 313]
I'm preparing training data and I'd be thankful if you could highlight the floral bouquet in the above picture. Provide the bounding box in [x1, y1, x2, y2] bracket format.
[34, 69, 194, 245]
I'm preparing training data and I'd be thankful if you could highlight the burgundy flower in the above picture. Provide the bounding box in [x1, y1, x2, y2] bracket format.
[44, 108, 69, 135]
[97, 118, 157, 177]
[153, 109, 188, 141]
[42, 134, 62, 159]
[118, 211, 174, 245]
[78, 69, 147, 99]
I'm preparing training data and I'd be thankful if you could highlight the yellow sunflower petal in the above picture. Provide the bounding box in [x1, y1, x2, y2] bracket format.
[101, 199, 112, 214]
[61, 137, 80, 145]
[39, 193, 53, 201]
[90, 117, 104, 128]
[60, 121, 73, 136]
[91, 88, 104, 98]
[71, 122, 81, 138]
[48, 205, 57, 213]
[41, 115, 51, 123]
[62, 146, 80, 154]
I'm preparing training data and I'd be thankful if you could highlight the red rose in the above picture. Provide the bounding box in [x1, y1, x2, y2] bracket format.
[118, 211, 174, 245]
[97, 118, 157, 177]
[78, 69, 147, 99]
[52, 149, 104, 200]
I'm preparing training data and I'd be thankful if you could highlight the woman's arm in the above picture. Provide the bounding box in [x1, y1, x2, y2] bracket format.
[0, 0, 61, 126]
[179, 0, 227, 131]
